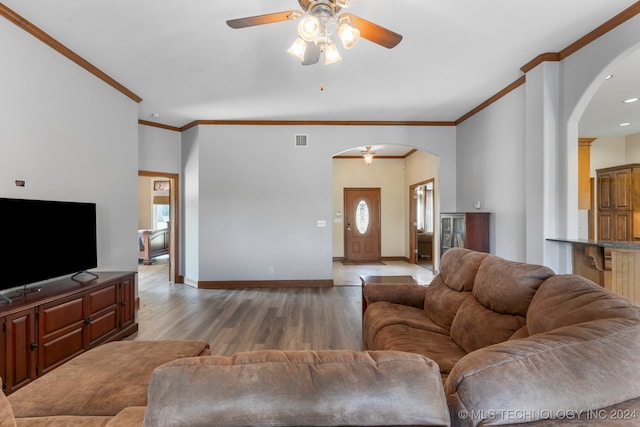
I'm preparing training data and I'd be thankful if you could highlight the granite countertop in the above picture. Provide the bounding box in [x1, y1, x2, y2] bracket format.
[547, 238, 640, 249]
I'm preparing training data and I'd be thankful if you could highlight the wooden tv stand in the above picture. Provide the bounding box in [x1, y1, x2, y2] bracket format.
[0, 271, 137, 394]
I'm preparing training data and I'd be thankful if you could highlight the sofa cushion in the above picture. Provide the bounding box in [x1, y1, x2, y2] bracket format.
[423, 276, 472, 330]
[363, 301, 448, 348]
[448, 255, 553, 353]
[449, 297, 525, 353]
[372, 324, 466, 375]
[8, 340, 210, 418]
[0, 381, 16, 427]
[143, 350, 450, 427]
[445, 317, 640, 426]
[472, 255, 554, 317]
[528, 274, 640, 335]
[438, 248, 490, 292]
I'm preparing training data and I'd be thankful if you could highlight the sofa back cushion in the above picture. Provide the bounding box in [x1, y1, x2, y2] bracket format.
[423, 248, 489, 330]
[437, 248, 490, 292]
[0, 381, 16, 427]
[449, 255, 554, 353]
[143, 350, 450, 427]
[528, 274, 640, 335]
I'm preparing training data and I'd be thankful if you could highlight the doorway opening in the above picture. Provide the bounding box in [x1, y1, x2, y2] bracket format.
[138, 171, 180, 284]
[409, 179, 434, 269]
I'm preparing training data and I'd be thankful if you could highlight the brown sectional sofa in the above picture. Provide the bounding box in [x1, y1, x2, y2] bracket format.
[363, 247, 640, 426]
[4, 247, 640, 426]
[2, 346, 450, 427]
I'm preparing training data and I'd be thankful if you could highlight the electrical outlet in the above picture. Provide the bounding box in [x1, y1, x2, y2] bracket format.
[268, 266, 274, 274]
[473, 201, 481, 209]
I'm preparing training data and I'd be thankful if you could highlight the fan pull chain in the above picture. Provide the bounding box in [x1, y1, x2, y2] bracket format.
[320, 60, 325, 91]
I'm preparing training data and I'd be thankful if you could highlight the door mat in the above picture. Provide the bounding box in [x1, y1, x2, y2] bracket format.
[341, 261, 386, 266]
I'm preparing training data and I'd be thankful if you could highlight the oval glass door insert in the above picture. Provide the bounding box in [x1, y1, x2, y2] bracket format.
[356, 200, 370, 234]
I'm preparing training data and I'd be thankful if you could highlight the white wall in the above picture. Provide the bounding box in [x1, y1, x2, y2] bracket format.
[0, 16, 139, 275]
[454, 13, 640, 271]
[138, 125, 182, 174]
[183, 125, 455, 284]
[591, 136, 627, 172]
[625, 133, 640, 162]
[456, 86, 526, 260]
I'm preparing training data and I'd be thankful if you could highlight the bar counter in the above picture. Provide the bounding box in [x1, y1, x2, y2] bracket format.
[547, 238, 640, 304]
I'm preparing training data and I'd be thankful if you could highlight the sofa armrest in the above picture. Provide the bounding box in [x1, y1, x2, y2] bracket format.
[445, 318, 640, 426]
[363, 283, 427, 310]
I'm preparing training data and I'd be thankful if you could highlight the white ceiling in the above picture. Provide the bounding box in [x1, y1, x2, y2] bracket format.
[3, 0, 639, 141]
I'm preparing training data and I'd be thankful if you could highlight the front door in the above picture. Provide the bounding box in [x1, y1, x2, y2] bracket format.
[344, 188, 381, 262]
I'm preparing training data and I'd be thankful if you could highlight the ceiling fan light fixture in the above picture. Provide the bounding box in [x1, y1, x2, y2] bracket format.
[287, 37, 308, 61]
[335, 0, 351, 8]
[298, 16, 320, 42]
[338, 22, 359, 49]
[323, 42, 342, 65]
[362, 145, 375, 164]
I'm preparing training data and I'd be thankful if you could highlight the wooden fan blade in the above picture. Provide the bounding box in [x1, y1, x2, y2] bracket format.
[302, 43, 321, 65]
[341, 13, 402, 48]
[227, 11, 301, 29]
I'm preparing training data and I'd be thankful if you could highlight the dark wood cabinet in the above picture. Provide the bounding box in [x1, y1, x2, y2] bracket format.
[1, 272, 137, 393]
[4, 308, 37, 392]
[441, 212, 490, 254]
[597, 164, 640, 241]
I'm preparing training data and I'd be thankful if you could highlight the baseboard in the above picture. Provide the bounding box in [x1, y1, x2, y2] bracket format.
[198, 279, 333, 289]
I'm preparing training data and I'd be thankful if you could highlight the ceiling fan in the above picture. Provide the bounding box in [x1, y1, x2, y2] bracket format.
[226, 0, 403, 65]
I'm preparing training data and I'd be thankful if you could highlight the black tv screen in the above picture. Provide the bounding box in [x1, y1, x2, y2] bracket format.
[1, 198, 97, 292]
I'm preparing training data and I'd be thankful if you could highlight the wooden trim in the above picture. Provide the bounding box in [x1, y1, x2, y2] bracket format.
[198, 279, 333, 289]
[521, 3, 640, 73]
[560, 2, 640, 60]
[456, 76, 526, 124]
[138, 120, 181, 132]
[520, 52, 561, 74]
[0, 4, 142, 104]
[462, 2, 640, 125]
[579, 137, 597, 146]
[181, 119, 456, 132]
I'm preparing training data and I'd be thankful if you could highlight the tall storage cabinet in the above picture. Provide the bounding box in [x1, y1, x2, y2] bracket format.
[597, 164, 640, 241]
[441, 212, 490, 254]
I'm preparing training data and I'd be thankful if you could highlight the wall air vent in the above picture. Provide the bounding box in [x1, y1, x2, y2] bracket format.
[295, 134, 309, 147]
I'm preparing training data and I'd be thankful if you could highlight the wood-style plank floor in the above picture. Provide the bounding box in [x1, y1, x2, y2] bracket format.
[133, 257, 434, 355]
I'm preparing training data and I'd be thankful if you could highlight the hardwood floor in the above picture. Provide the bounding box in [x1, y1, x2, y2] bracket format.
[133, 256, 434, 355]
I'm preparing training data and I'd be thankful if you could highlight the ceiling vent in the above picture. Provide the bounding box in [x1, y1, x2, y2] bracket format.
[295, 134, 309, 147]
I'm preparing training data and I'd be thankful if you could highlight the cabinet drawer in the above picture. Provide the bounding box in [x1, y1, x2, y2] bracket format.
[87, 284, 118, 314]
[40, 296, 84, 337]
[39, 327, 84, 375]
[87, 307, 119, 347]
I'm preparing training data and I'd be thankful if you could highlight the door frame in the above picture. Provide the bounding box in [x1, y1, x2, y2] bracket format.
[343, 187, 381, 262]
[138, 170, 180, 284]
[409, 179, 435, 264]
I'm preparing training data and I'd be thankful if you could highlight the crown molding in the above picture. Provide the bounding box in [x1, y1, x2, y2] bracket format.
[455, 76, 526, 125]
[0, 3, 142, 104]
[459, 1, 640, 125]
[179, 119, 456, 132]
[138, 119, 182, 132]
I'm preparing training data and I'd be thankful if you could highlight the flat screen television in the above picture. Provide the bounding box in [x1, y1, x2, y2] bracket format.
[0, 197, 97, 295]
